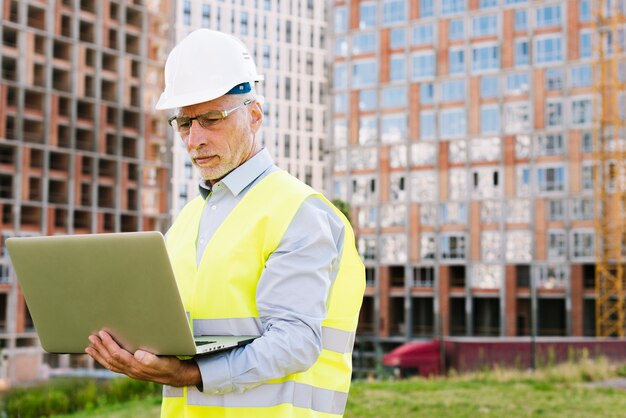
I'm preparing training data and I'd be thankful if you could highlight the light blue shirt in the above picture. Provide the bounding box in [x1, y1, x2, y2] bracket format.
[188, 149, 344, 394]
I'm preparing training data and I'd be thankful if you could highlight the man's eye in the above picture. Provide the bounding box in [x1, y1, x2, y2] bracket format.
[177, 119, 192, 129]
[198, 117, 221, 127]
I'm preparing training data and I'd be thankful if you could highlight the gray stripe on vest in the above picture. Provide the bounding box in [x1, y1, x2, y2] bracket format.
[192, 318, 263, 336]
[322, 326, 355, 353]
[187, 381, 348, 415]
[163, 385, 184, 398]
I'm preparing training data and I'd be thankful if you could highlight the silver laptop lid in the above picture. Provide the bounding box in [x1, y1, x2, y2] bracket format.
[7, 232, 198, 356]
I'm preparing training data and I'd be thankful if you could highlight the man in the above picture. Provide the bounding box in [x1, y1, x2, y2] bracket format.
[85, 29, 365, 418]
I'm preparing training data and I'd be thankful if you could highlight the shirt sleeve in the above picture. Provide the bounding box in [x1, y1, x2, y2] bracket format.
[194, 196, 345, 394]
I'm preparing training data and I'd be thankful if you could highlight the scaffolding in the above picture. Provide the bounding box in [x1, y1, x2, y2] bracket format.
[594, 0, 626, 337]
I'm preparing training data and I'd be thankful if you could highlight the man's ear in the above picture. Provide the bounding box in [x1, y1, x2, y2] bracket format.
[249, 101, 263, 134]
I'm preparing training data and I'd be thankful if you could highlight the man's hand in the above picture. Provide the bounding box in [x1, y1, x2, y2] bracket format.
[85, 330, 201, 387]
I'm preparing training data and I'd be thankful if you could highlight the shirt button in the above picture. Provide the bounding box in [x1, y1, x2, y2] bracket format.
[211, 205, 217, 210]
[199, 238, 205, 244]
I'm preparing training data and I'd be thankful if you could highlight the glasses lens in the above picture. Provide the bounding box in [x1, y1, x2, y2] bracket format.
[197, 114, 223, 129]
[174, 117, 191, 133]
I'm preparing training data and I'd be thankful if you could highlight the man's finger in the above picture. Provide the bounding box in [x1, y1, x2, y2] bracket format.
[98, 331, 135, 365]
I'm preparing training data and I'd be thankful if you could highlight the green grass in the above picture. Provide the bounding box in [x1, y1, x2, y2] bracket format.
[52, 359, 626, 418]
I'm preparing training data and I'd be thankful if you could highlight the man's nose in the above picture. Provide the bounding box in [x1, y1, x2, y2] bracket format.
[185, 122, 208, 150]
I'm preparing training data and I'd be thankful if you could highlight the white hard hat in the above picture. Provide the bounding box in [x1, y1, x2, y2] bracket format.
[155, 29, 264, 110]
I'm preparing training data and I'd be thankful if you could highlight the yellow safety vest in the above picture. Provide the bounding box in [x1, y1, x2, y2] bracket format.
[162, 170, 365, 418]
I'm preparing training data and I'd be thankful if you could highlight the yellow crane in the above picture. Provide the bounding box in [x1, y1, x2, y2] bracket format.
[594, 0, 626, 336]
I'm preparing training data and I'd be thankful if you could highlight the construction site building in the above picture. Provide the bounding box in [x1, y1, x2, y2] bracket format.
[0, 0, 172, 384]
[328, 0, 605, 374]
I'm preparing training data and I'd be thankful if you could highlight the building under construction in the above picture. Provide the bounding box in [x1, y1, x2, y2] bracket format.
[329, 0, 625, 374]
[0, 0, 172, 384]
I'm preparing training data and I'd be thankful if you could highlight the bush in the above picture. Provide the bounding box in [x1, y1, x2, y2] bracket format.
[0, 377, 160, 417]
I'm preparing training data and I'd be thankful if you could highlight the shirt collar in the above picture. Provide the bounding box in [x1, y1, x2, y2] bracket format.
[198, 148, 274, 199]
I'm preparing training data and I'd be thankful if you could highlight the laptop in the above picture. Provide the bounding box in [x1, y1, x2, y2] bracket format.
[6, 231, 258, 356]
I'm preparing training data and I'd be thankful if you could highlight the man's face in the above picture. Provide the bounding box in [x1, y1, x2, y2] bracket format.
[178, 95, 262, 183]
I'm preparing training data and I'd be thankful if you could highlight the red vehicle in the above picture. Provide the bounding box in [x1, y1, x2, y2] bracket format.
[382, 337, 626, 377]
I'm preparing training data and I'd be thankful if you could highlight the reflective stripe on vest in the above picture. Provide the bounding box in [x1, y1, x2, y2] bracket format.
[176, 382, 348, 415]
[193, 318, 355, 354]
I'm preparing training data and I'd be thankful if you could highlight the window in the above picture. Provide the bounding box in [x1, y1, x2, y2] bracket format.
[472, 15, 498, 37]
[240, 11, 249, 36]
[442, 0, 466, 15]
[547, 199, 566, 221]
[581, 164, 594, 191]
[471, 137, 500, 161]
[449, 48, 465, 74]
[536, 5, 562, 28]
[420, 234, 436, 260]
[571, 198, 594, 220]
[472, 44, 499, 72]
[359, 90, 377, 111]
[571, 97, 592, 126]
[382, 0, 406, 25]
[537, 166, 565, 192]
[472, 167, 501, 198]
[481, 106, 500, 134]
[504, 102, 531, 133]
[359, 2, 377, 28]
[570, 65, 592, 88]
[514, 9, 527, 31]
[335, 37, 348, 58]
[382, 86, 407, 108]
[352, 33, 377, 55]
[420, 83, 434, 104]
[334, 94, 347, 114]
[547, 231, 567, 260]
[536, 134, 565, 156]
[352, 60, 377, 87]
[413, 24, 434, 45]
[420, 112, 436, 139]
[334, 120, 347, 147]
[480, 0, 498, 8]
[517, 166, 531, 196]
[546, 68, 564, 91]
[412, 52, 436, 79]
[481, 75, 499, 98]
[334, 64, 347, 89]
[506, 231, 532, 262]
[411, 142, 437, 165]
[359, 116, 377, 145]
[440, 202, 467, 224]
[537, 266, 568, 289]
[351, 176, 378, 205]
[202, 4, 211, 27]
[535, 35, 563, 65]
[515, 39, 529, 66]
[335, 7, 348, 33]
[449, 19, 465, 41]
[390, 55, 406, 82]
[183, 0, 191, 25]
[545, 101, 563, 128]
[505, 73, 530, 94]
[579, 31, 592, 59]
[572, 230, 594, 259]
[440, 108, 466, 138]
[381, 114, 407, 143]
[441, 234, 466, 260]
[579, 0, 591, 22]
[582, 132, 593, 153]
[441, 80, 465, 102]
[411, 171, 437, 201]
[420, 0, 434, 17]
[390, 28, 406, 49]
